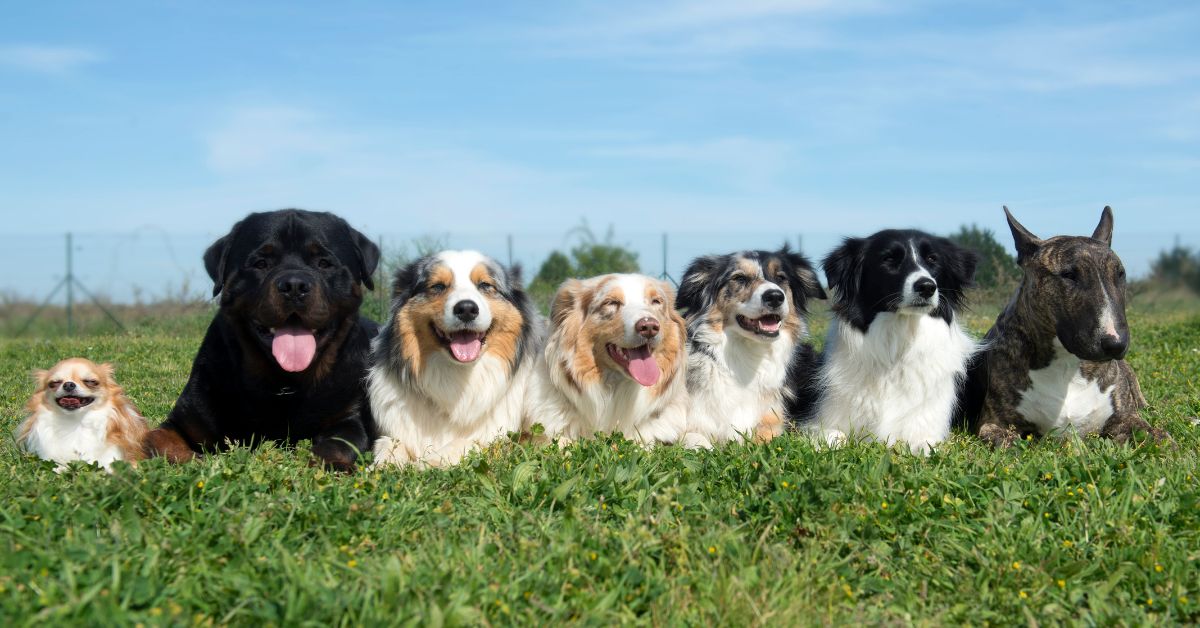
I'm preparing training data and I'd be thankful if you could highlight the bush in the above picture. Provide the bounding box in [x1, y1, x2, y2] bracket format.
[948, 224, 1020, 291]
[1149, 245, 1200, 293]
[528, 222, 640, 313]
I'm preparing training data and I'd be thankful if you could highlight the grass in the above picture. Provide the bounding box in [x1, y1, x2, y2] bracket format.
[1, 297, 1199, 625]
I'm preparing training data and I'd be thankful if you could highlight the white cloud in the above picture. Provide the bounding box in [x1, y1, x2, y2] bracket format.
[0, 44, 103, 73]
[204, 106, 358, 173]
[589, 136, 795, 190]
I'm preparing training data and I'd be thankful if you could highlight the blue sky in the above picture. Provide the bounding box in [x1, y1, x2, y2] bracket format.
[2, 1, 1198, 298]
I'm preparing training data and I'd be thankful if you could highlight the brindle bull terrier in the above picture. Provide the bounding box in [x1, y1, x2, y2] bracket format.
[963, 206, 1170, 447]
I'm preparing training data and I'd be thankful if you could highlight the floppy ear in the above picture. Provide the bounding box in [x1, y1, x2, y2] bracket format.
[389, 257, 427, 311]
[1092, 206, 1114, 248]
[955, 246, 980, 289]
[676, 255, 725, 316]
[822, 238, 864, 302]
[551, 279, 585, 329]
[203, 233, 232, 298]
[349, 226, 381, 290]
[1003, 206, 1043, 264]
[784, 250, 827, 302]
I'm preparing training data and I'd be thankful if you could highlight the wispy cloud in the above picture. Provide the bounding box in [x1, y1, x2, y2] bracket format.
[589, 136, 796, 191]
[0, 44, 103, 73]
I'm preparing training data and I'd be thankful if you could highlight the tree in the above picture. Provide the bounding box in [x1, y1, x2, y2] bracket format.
[528, 221, 641, 312]
[948, 224, 1020, 290]
[1150, 245, 1200, 293]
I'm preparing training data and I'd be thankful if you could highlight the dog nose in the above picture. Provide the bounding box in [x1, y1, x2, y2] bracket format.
[636, 317, 660, 338]
[62, 381, 76, 392]
[1100, 334, 1128, 359]
[453, 300, 479, 322]
[276, 273, 312, 298]
[762, 289, 785, 309]
[913, 278, 937, 299]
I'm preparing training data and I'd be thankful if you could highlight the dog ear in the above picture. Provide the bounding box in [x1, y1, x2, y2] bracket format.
[97, 362, 116, 384]
[31, 369, 49, 389]
[203, 233, 232, 298]
[955, 246, 980, 289]
[1092, 206, 1114, 247]
[822, 237, 864, 302]
[389, 257, 427, 311]
[551, 279, 585, 329]
[348, 226, 381, 290]
[676, 255, 725, 316]
[1003, 206, 1043, 264]
[784, 250, 827, 302]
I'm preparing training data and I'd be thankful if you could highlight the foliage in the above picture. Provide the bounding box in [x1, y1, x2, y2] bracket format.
[1150, 245, 1200, 294]
[1, 310, 1199, 624]
[948, 224, 1021, 291]
[528, 221, 641, 312]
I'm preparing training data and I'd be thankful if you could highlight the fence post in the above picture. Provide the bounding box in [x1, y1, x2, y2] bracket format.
[66, 233, 74, 336]
[507, 234, 513, 269]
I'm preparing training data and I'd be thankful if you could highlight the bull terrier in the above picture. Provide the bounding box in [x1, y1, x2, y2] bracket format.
[963, 206, 1169, 447]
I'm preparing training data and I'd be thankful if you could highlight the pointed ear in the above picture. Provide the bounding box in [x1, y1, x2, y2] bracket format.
[784, 251, 827, 301]
[676, 255, 725, 315]
[203, 233, 232, 298]
[1004, 206, 1043, 264]
[1091, 206, 1114, 247]
[31, 369, 49, 388]
[349, 226, 381, 290]
[551, 279, 585, 328]
[98, 362, 116, 381]
[822, 238, 864, 301]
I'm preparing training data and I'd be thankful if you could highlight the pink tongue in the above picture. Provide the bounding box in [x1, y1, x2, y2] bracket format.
[449, 331, 483, 363]
[625, 345, 661, 387]
[272, 326, 317, 372]
[759, 319, 782, 332]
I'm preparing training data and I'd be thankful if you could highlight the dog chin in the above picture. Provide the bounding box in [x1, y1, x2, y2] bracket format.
[897, 300, 937, 315]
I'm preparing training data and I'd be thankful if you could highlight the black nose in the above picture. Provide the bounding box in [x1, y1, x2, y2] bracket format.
[276, 273, 312, 299]
[62, 381, 76, 392]
[453, 300, 479, 322]
[1100, 334, 1128, 359]
[913, 277, 937, 299]
[762, 289, 785, 309]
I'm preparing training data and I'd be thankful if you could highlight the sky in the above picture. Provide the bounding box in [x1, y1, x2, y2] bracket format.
[1, 0, 1198, 300]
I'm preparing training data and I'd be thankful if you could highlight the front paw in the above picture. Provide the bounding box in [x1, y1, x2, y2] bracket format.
[311, 440, 358, 473]
[144, 428, 198, 463]
[977, 423, 1020, 449]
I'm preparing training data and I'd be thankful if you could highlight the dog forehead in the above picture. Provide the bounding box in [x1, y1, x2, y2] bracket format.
[233, 210, 348, 259]
[435, 250, 498, 284]
[1038, 236, 1116, 267]
[51, 358, 98, 380]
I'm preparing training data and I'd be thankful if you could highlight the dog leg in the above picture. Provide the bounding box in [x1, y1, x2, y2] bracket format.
[312, 416, 369, 473]
[976, 422, 1021, 448]
[754, 411, 785, 443]
[144, 427, 199, 463]
[1100, 414, 1171, 445]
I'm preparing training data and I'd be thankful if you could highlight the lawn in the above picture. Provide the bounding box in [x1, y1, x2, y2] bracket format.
[1, 304, 1198, 625]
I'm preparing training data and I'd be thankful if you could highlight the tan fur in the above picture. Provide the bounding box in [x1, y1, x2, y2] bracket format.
[471, 263, 523, 368]
[644, 281, 687, 396]
[551, 278, 602, 389]
[754, 411, 784, 442]
[394, 265, 455, 378]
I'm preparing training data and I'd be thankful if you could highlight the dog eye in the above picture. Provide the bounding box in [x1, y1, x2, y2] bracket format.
[477, 281, 494, 293]
[1058, 268, 1079, 282]
[925, 253, 939, 264]
[83, 379, 99, 388]
[602, 299, 621, 309]
[253, 259, 269, 270]
[316, 258, 333, 269]
[651, 297, 664, 306]
[429, 283, 447, 295]
[730, 275, 748, 287]
[775, 273, 787, 283]
[48, 380, 62, 389]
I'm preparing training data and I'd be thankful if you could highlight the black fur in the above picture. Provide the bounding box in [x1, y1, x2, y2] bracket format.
[148, 209, 380, 472]
[823, 229, 978, 332]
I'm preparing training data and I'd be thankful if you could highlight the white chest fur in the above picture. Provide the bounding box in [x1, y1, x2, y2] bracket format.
[685, 329, 792, 444]
[1015, 341, 1114, 436]
[27, 407, 122, 470]
[815, 313, 976, 454]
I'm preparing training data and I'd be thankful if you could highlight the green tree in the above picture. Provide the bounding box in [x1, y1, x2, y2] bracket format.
[528, 221, 641, 313]
[1150, 245, 1200, 293]
[949, 224, 1020, 290]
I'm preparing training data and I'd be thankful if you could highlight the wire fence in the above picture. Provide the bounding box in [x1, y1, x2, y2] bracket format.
[0, 229, 1196, 307]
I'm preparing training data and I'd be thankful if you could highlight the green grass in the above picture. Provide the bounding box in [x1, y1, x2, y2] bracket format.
[1, 304, 1199, 625]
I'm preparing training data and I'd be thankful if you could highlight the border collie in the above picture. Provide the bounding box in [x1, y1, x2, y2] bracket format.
[368, 250, 540, 467]
[811, 230, 978, 454]
[526, 274, 689, 446]
[18, 358, 148, 471]
[676, 247, 826, 447]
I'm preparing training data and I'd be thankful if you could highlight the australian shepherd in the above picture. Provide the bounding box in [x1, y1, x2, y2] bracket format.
[17, 358, 148, 471]
[526, 274, 689, 445]
[810, 230, 979, 453]
[368, 250, 540, 467]
[676, 247, 826, 446]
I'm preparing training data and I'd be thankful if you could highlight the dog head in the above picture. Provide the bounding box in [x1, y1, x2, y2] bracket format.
[204, 209, 380, 373]
[27, 358, 120, 415]
[1005, 206, 1130, 361]
[550, 274, 685, 389]
[384, 250, 532, 375]
[824, 229, 978, 332]
[677, 247, 825, 343]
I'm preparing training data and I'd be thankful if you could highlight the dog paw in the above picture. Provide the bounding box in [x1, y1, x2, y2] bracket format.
[821, 429, 848, 449]
[679, 432, 714, 450]
[977, 424, 1019, 449]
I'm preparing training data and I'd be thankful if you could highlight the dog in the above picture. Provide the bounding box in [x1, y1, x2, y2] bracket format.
[675, 247, 826, 446]
[145, 209, 380, 472]
[17, 358, 148, 471]
[526, 274, 689, 446]
[963, 207, 1168, 446]
[809, 229, 979, 454]
[368, 250, 541, 467]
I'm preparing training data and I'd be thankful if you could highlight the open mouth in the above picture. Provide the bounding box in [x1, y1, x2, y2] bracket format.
[736, 314, 783, 337]
[433, 324, 488, 363]
[56, 395, 95, 411]
[606, 343, 661, 387]
[253, 316, 330, 372]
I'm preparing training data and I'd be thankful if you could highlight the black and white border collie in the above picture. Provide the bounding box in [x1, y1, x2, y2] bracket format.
[676, 247, 825, 447]
[811, 230, 979, 454]
[368, 250, 540, 467]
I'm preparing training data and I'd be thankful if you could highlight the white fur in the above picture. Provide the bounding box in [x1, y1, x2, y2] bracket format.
[438, 250, 493, 334]
[525, 274, 689, 446]
[22, 405, 125, 472]
[1015, 339, 1115, 436]
[813, 312, 977, 454]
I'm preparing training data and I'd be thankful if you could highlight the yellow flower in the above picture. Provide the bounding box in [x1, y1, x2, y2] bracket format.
[708, 546, 717, 555]
[1044, 473, 1053, 480]
[601, 503, 607, 510]
[881, 502, 888, 510]
[781, 481, 789, 488]
[1044, 512, 1051, 518]
[1063, 540, 1073, 548]
[1057, 580, 1066, 589]
[1180, 596, 1190, 605]
[150, 608, 162, 617]
[196, 481, 204, 489]
[347, 560, 358, 568]
[1018, 591, 1028, 599]
[1012, 561, 1021, 570]
[1147, 598, 1153, 606]
[1155, 564, 1164, 573]
[589, 552, 598, 561]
